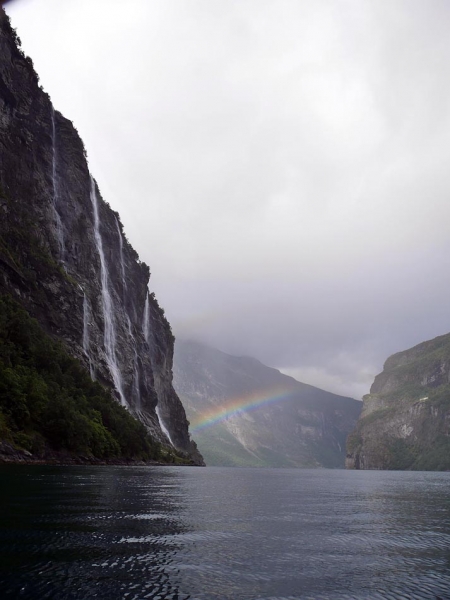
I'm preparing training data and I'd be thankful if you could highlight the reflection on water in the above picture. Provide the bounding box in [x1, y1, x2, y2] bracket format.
[0, 467, 190, 599]
[1, 466, 450, 599]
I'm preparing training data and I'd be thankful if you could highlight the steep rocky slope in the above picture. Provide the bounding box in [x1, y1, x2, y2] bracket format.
[346, 333, 450, 470]
[173, 340, 361, 467]
[0, 10, 202, 463]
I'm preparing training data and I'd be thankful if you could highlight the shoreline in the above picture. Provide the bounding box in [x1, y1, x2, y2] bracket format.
[0, 441, 201, 467]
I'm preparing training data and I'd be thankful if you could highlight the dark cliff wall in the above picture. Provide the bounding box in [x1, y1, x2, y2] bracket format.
[346, 333, 450, 471]
[0, 10, 202, 464]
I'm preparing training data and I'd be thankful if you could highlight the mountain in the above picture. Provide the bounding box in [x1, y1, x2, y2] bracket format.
[173, 340, 361, 467]
[0, 10, 203, 464]
[346, 333, 450, 470]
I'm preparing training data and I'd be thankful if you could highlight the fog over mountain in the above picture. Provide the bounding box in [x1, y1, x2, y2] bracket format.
[173, 340, 361, 468]
[7, 0, 450, 399]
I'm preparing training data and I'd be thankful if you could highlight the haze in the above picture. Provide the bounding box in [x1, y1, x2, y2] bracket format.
[6, 0, 450, 399]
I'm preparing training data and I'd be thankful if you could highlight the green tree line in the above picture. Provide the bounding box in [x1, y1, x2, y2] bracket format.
[0, 294, 164, 461]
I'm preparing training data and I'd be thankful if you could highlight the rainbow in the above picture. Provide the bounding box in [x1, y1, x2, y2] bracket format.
[190, 386, 295, 433]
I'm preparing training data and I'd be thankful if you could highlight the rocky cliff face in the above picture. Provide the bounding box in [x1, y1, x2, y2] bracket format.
[0, 10, 202, 464]
[346, 333, 450, 470]
[174, 340, 361, 467]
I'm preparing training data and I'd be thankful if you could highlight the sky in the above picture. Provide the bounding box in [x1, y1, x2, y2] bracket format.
[5, 0, 450, 399]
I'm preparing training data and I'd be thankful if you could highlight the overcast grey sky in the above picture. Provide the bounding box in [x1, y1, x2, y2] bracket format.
[6, 0, 450, 399]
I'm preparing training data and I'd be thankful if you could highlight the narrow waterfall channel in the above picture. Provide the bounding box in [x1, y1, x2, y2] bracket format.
[50, 107, 65, 259]
[156, 404, 175, 446]
[143, 293, 150, 344]
[115, 216, 141, 409]
[143, 293, 174, 445]
[90, 176, 127, 407]
[115, 216, 127, 296]
[82, 292, 95, 379]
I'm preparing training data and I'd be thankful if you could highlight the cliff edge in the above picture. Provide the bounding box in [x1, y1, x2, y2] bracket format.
[346, 333, 450, 470]
[0, 9, 203, 464]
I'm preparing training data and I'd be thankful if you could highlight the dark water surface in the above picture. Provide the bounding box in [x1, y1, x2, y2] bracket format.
[1, 467, 450, 599]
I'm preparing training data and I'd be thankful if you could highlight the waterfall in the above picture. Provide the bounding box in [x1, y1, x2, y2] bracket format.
[51, 107, 65, 259]
[142, 292, 173, 445]
[131, 346, 141, 409]
[142, 291, 175, 447]
[143, 293, 150, 344]
[126, 317, 141, 409]
[82, 292, 95, 380]
[115, 216, 127, 296]
[90, 175, 127, 407]
[115, 216, 141, 409]
[125, 311, 141, 409]
[156, 404, 175, 446]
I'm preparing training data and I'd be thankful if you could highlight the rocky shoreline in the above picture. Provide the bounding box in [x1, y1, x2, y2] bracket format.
[0, 441, 199, 467]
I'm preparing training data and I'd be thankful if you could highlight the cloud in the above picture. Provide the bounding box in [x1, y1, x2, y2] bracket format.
[6, 0, 450, 398]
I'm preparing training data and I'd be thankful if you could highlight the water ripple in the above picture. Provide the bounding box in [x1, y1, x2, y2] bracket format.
[1, 467, 450, 599]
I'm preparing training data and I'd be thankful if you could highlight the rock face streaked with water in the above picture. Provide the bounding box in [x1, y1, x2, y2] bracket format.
[174, 340, 361, 467]
[0, 9, 202, 463]
[347, 332, 450, 470]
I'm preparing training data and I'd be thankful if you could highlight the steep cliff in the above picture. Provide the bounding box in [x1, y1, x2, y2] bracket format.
[174, 340, 361, 467]
[346, 333, 450, 470]
[0, 10, 202, 464]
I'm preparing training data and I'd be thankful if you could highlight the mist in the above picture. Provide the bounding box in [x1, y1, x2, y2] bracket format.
[6, 0, 450, 398]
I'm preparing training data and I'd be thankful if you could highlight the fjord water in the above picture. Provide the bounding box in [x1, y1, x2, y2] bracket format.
[1, 467, 450, 600]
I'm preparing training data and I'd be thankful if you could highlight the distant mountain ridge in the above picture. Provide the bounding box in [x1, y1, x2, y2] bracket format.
[346, 332, 450, 470]
[173, 340, 361, 467]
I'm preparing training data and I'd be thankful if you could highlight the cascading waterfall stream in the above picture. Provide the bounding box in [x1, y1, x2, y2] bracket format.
[51, 107, 65, 259]
[82, 291, 95, 379]
[115, 216, 141, 409]
[115, 216, 127, 297]
[156, 404, 175, 446]
[143, 293, 150, 345]
[143, 293, 173, 446]
[90, 176, 127, 407]
[130, 334, 141, 409]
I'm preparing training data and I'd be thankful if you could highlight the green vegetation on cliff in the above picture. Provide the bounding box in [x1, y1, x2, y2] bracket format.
[348, 387, 450, 471]
[347, 333, 450, 471]
[0, 294, 165, 462]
